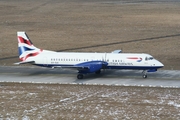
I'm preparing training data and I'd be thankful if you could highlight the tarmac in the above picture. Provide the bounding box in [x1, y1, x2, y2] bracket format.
[0, 66, 180, 87]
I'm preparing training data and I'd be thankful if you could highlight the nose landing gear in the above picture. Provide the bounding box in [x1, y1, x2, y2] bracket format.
[142, 70, 147, 78]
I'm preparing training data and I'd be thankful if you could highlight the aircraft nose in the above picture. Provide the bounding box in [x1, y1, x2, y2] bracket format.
[153, 60, 164, 68]
[157, 61, 164, 68]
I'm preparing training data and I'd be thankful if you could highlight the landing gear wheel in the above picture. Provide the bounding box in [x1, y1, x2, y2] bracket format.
[142, 70, 147, 79]
[95, 70, 101, 74]
[143, 74, 147, 79]
[77, 74, 84, 79]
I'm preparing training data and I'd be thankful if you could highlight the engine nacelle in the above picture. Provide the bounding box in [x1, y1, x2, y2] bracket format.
[147, 69, 157, 72]
[77, 61, 108, 74]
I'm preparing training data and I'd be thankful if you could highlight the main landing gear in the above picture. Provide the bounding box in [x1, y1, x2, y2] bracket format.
[95, 70, 101, 74]
[142, 70, 147, 78]
[77, 70, 101, 79]
[77, 74, 84, 79]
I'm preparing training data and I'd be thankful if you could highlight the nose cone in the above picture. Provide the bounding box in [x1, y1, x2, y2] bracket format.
[157, 61, 164, 68]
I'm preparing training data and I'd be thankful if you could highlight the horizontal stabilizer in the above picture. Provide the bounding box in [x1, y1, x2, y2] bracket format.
[111, 50, 122, 54]
[14, 61, 35, 65]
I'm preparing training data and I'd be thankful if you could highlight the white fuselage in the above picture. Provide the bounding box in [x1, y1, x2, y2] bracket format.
[27, 50, 164, 70]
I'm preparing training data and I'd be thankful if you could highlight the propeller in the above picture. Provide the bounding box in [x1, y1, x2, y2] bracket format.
[102, 54, 108, 72]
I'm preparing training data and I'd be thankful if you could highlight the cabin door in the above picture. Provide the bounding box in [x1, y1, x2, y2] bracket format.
[43, 57, 48, 66]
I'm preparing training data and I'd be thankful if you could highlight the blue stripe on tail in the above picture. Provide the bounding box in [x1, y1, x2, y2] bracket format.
[18, 46, 35, 56]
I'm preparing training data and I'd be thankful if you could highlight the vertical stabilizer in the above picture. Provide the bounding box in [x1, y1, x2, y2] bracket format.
[17, 32, 42, 61]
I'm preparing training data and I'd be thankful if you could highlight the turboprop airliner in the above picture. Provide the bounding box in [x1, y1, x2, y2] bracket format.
[15, 32, 164, 79]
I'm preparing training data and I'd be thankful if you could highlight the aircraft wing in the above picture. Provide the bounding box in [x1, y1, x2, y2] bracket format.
[52, 61, 108, 73]
[52, 65, 89, 70]
[14, 61, 35, 65]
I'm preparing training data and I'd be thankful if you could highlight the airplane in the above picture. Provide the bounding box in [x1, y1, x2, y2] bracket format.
[15, 31, 164, 79]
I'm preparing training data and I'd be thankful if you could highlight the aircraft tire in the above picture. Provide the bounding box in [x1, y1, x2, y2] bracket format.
[143, 74, 147, 79]
[77, 74, 83, 79]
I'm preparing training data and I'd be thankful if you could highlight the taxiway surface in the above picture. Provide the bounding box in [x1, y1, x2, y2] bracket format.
[0, 66, 180, 87]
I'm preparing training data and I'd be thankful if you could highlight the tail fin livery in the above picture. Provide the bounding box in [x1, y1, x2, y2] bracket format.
[17, 32, 42, 61]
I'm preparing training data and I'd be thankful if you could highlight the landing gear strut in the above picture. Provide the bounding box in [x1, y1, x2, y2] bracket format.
[77, 74, 84, 79]
[142, 70, 147, 78]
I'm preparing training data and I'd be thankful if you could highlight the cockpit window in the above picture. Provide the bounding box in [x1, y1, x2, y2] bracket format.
[149, 57, 154, 60]
[145, 57, 154, 61]
[145, 57, 148, 61]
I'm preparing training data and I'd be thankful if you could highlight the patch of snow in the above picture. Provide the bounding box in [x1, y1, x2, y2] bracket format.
[59, 98, 71, 102]
[22, 115, 30, 120]
[168, 101, 180, 108]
